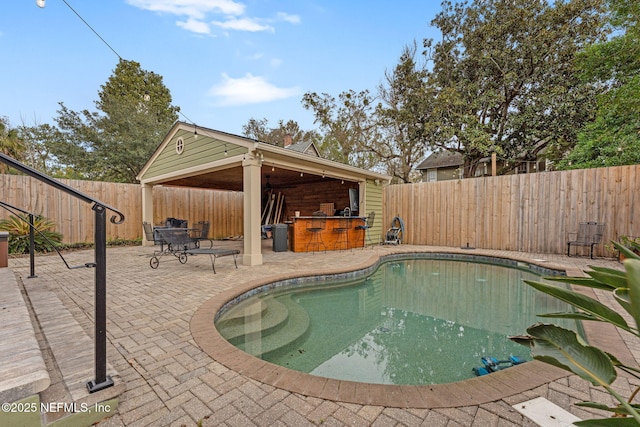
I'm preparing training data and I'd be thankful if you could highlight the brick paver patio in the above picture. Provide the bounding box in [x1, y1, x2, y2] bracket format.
[8, 243, 640, 426]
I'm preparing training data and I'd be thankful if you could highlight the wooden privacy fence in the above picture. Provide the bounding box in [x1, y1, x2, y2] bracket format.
[2, 164, 638, 254]
[383, 164, 639, 257]
[0, 175, 243, 244]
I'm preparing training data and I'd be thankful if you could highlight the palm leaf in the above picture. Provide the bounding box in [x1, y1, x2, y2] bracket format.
[524, 281, 630, 332]
[526, 323, 616, 386]
[546, 276, 617, 291]
[575, 418, 639, 426]
[537, 312, 600, 321]
[576, 401, 640, 414]
[613, 288, 633, 319]
[625, 260, 640, 333]
[588, 270, 628, 289]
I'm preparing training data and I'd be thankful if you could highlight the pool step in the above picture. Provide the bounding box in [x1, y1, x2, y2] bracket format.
[222, 298, 289, 343]
[216, 299, 268, 328]
[233, 296, 310, 358]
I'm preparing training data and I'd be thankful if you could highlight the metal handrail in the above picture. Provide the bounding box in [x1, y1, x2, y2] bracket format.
[0, 152, 124, 393]
[0, 201, 95, 275]
[0, 153, 124, 224]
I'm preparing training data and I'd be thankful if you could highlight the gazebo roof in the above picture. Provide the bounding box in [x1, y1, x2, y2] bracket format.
[137, 121, 391, 190]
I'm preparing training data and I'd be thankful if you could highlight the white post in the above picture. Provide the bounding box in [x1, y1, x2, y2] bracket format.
[242, 156, 263, 266]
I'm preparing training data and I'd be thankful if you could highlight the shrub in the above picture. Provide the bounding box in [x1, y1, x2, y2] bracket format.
[512, 242, 640, 425]
[0, 214, 63, 254]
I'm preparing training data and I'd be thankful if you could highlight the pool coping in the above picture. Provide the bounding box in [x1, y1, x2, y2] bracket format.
[190, 248, 607, 409]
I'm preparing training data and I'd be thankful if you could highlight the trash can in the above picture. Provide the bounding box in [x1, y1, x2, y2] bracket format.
[272, 224, 288, 252]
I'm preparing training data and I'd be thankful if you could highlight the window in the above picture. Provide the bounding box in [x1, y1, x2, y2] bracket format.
[175, 137, 184, 155]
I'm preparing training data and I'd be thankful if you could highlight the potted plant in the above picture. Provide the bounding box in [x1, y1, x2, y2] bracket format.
[617, 236, 640, 262]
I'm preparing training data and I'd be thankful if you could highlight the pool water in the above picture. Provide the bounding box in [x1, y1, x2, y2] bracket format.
[215, 257, 578, 385]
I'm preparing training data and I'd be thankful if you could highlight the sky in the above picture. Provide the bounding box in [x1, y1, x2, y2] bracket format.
[1, 1, 442, 136]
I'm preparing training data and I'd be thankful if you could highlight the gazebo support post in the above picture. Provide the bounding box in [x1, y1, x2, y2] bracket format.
[242, 155, 263, 266]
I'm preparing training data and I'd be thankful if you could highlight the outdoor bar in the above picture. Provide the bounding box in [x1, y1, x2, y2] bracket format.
[288, 215, 366, 252]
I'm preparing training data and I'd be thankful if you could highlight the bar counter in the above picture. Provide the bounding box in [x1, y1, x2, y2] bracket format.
[288, 216, 366, 252]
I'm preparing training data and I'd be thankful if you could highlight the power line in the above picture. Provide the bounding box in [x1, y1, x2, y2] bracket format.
[61, 0, 122, 60]
[45, 1, 198, 126]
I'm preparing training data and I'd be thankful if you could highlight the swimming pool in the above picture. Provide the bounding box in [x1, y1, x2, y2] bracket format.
[214, 253, 579, 385]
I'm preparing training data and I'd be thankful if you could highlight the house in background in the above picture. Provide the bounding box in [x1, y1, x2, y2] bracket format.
[416, 150, 548, 182]
[280, 134, 320, 157]
[416, 151, 465, 182]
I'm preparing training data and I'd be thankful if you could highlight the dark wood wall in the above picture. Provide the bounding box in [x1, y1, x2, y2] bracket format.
[265, 179, 358, 220]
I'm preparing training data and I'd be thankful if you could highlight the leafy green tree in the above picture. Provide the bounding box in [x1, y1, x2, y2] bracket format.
[376, 43, 434, 182]
[15, 123, 66, 176]
[0, 117, 26, 173]
[302, 89, 382, 171]
[53, 59, 179, 182]
[242, 118, 320, 148]
[559, 0, 640, 169]
[425, 0, 607, 177]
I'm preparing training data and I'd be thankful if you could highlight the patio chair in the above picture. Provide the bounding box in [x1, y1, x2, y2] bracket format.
[356, 211, 376, 248]
[151, 227, 240, 274]
[567, 221, 605, 259]
[190, 220, 213, 248]
[143, 221, 165, 252]
[306, 211, 327, 253]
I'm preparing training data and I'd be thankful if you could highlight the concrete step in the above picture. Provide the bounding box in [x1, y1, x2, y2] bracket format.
[0, 268, 50, 427]
[222, 298, 290, 344]
[20, 274, 125, 425]
[236, 295, 310, 359]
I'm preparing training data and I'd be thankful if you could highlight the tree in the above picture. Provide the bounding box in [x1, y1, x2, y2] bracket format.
[425, 0, 607, 177]
[53, 59, 179, 182]
[376, 44, 434, 182]
[242, 118, 320, 148]
[559, 0, 640, 169]
[302, 89, 382, 171]
[15, 122, 67, 176]
[0, 117, 26, 173]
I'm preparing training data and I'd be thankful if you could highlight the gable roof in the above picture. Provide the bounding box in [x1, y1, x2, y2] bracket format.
[416, 151, 463, 170]
[136, 121, 391, 189]
[286, 140, 319, 156]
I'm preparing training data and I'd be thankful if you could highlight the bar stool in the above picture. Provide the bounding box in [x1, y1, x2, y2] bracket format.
[306, 211, 327, 253]
[356, 211, 375, 248]
[333, 216, 351, 251]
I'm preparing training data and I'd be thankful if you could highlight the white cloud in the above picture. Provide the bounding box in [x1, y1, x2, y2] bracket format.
[176, 18, 211, 34]
[126, 0, 245, 19]
[212, 18, 274, 33]
[276, 12, 301, 24]
[127, 0, 299, 35]
[209, 73, 300, 106]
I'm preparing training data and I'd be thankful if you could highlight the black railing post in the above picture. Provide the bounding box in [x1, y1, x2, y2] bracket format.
[28, 213, 36, 278]
[1, 153, 122, 394]
[86, 204, 113, 393]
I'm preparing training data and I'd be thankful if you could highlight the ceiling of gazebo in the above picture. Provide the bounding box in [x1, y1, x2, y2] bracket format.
[158, 165, 348, 192]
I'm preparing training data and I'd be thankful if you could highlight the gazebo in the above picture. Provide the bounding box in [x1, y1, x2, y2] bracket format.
[136, 122, 391, 266]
